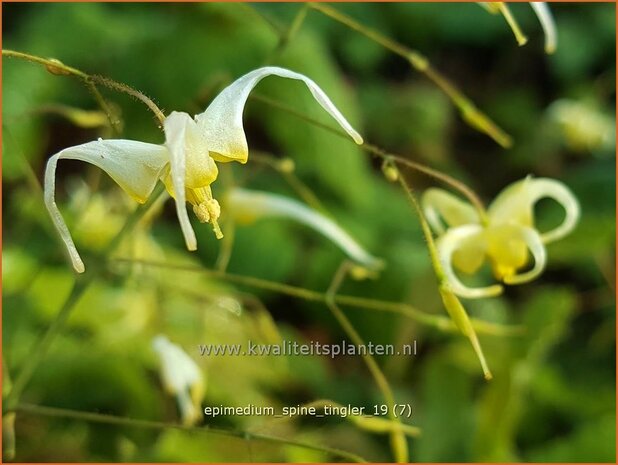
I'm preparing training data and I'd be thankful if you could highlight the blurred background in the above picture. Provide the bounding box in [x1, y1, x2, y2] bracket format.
[2, 2, 615, 462]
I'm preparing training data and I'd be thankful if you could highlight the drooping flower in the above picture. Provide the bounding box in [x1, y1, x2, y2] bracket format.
[422, 176, 579, 299]
[227, 188, 383, 272]
[44, 67, 363, 273]
[152, 335, 205, 426]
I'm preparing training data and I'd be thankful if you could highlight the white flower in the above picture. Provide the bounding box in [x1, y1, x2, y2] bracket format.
[45, 67, 363, 273]
[152, 335, 205, 426]
[423, 176, 579, 299]
[227, 188, 383, 271]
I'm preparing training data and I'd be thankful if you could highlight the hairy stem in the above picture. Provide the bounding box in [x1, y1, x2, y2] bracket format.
[2, 49, 165, 127]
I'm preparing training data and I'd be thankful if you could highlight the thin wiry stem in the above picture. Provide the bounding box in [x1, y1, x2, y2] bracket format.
[11, 403, 365, 463]
[249, 92, 489, 222]
[2, 49, 165, 127]
[306, 3, 512, 148]
[90, 74, 166, 126]
[393, 166, 492, 380]
[249, 151, 328, 214]
[110, 257, 523, 337]
[325, 262, 408, 463]
[241, 3, 285, 36]
[263, 4, 311, 66]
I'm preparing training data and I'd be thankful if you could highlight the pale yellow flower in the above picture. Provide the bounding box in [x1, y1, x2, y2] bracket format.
[45, 67, 363, 273]
[423, 176, 579, 299]
[152, 335, 205, 426]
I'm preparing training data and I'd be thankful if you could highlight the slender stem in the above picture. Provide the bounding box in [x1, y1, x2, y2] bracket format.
[307, 3, 512, 148]
[325, 262, 408, 463]
[4, 186, 166, 413]
[4, 280, 91, 411]
[395, 169, 492, 379]
[263, 4, 310, 65]
[2, 49, 165, 127]
[250, 152, 328, 214]
[250, 92, 489, 222]
[11, 403, 365, 463]
[91, 75, 165, 126]
[110, 257, 523, 338]
[394, 165, 445, 282]
[241, 3, 285, 36]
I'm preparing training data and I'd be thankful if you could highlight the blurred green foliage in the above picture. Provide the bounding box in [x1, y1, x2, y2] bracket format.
[2, 2, 615, 462]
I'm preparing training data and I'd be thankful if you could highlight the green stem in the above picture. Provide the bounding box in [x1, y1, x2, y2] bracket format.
[250, 92, 489, 222]
[250, 151, 328, 214]
[110, 258, 523, 337]
[263, 4, 310, 65]
[325, 263, 408, 463]
[2, 49, 165, 128]
[307, 3, 512, 148]
[11, 403, 365, 463]
[394, 168, 492, 379]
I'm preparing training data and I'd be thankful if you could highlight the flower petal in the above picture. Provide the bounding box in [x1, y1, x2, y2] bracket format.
[44, 139, 169, 273]
[437, 224, 503, 299]
[227, 188, 383, 270]
[195, 66, 363, 164]
[500, 225, 547, 285]
[530, 2, 557, 54]
[486, 223, 530, 278]
[489, 176, 580, 244]
[421, 188, 480, 235]
[487, 176, 534, 227]
[152, 335, 205, 426]
[152, 335, 202, 395]
[164, 112, 199, 251]
[529, 178, 580, 243]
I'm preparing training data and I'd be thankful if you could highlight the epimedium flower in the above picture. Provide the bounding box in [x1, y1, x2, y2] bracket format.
[422, 176, 579, 299]
[152, 335, 205, 426]
[45, 67, 364, 273]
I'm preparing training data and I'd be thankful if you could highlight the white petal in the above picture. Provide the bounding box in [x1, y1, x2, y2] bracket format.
[421, 188, 480, 235]
[227, 188, 383, 270]
[502, 225, 547, 285]
[488, 176, 533, 226]
[531, 2, 557, 54]
[529, 178, 580, 243]
[44, 139, 169, 273]
[152, 335, 202, 394]
[164, 112, 198, 251]
[489, 176, 580, 244]
[437, 224, 503, 299]
[195, 66, 363, 163]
